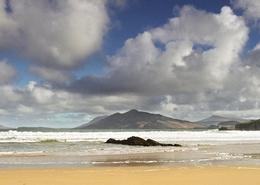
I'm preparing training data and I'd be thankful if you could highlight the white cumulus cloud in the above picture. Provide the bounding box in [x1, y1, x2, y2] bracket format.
[233, 0, 260, 20]
[0, 0, 109, 81]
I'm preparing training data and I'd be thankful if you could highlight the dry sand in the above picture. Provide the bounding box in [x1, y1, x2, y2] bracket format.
[0, 166, 260, 185]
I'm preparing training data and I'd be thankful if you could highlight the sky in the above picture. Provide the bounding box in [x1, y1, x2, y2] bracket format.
[1, 0, 260, 128]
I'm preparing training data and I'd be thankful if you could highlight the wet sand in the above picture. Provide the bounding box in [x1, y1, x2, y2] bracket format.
[1, 166, 260, 185]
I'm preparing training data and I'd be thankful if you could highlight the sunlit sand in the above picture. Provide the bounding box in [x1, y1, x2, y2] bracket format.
[1, 166, 260, 185]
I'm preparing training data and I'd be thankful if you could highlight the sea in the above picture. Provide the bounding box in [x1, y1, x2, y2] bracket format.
[1, 129, 260, 168]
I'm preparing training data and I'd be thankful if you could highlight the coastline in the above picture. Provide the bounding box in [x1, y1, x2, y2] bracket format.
[1, 166, 260, 185]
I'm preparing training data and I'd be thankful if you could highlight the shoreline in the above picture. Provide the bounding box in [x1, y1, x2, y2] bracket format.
[0, 145, 258, 168]
[1, 166, 260, 185]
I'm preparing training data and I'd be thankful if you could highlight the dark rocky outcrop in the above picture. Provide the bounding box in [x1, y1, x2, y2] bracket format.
[105, 136, 182, 147]
[217, 121, 241, 130]
[218, 127, 229, 131]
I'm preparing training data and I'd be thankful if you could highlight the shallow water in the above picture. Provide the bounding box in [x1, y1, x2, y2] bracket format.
[1, 130, 260, 168]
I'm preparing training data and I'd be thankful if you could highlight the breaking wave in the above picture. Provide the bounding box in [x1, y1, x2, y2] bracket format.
[1, 130, 260, 144]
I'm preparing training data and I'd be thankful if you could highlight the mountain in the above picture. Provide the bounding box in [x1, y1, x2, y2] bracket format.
[77, 109, 204, 129]
[197, 115, 246, 127]
[75, 115, 108, 129]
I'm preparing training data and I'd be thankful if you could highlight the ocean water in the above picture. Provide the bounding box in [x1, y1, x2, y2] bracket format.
[1, 130, 260, 168]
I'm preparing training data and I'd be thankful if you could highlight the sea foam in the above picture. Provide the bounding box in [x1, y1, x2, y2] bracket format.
[1, 130, 260, 144]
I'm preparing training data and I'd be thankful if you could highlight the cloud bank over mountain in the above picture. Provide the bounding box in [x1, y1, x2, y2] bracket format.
[0, 1, 260, 127]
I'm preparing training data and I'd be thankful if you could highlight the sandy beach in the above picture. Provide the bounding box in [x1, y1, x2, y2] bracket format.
[1, 166, 260, 185]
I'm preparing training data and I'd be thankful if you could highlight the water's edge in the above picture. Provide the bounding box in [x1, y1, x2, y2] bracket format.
[1, 130, 260, 168]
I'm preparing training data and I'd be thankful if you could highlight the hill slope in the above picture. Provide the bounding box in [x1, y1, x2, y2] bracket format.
[197, 115, 246, 126]
[235, 119, 260, 130]
[77, 109, 203, 129]
[75, 115, 108, 129]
